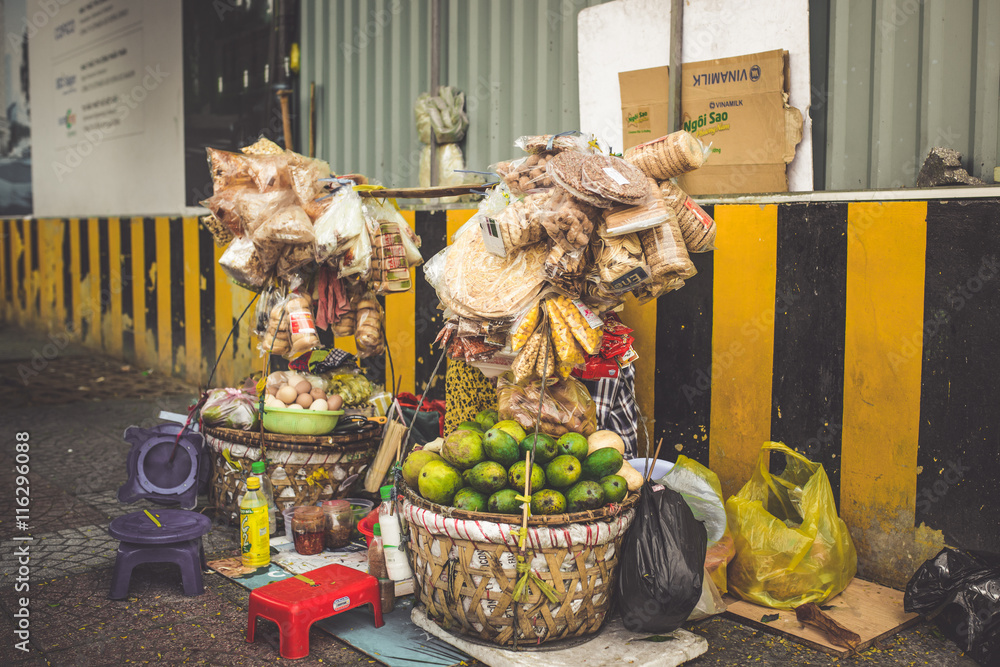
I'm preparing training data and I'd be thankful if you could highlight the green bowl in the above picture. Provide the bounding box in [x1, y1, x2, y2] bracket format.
[262, 407, 344, 435]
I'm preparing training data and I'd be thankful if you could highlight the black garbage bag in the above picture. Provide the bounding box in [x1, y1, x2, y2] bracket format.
[616, 479, 707, 633]
[904, 548, 1000, 666]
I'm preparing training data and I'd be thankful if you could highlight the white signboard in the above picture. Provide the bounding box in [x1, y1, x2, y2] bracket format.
[28, 0, 184, 217]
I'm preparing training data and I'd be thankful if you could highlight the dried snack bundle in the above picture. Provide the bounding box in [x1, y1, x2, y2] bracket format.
[633, 202, 697, 303]
[659, 180, 717, 253]
[354, 292, 385, 358]
[515, 133, 595, 155]
[624, 131, 708, 180]
[496, 151, 557, 195]
[547, 151, 609, 208]
[497, 374, 597, 437]
[218, 236, 272, 289]
[602, 178, 669, 236]
[260, 292, 320, 359]
[580, 155, 650, 206]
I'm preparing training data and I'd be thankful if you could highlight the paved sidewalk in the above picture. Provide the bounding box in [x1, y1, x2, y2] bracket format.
[0, 323, 978, 666]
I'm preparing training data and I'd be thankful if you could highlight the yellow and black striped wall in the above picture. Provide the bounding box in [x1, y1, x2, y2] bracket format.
[3, 199, 998, 588]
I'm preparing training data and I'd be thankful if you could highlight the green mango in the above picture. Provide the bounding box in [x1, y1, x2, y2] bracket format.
[483, 427, 521, 468]
[582, 447, 624, 481]
[566, 480, 605, 512]
[545, 455, 583, 489]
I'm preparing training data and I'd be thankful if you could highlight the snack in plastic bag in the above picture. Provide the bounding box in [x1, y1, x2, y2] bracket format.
[206, 148, 252, 192]
[515, 133, 594, 155]
[241, 136, 284, 156]
[354, 292, 384, 358]
[496, 191, 550, 252]
[547, 151, 609, 208]
[540, 188, 599, 252]
[496, 151, 557, 195]
[219, 236, 272, 289]
[511, 327, 543, 383]
[726, 442, 858, 609]
[591, 227, 651, 291]
[602, 178, 669, 236]
[252, 283, 288, 338]
[201, 186, 256, 236]
[314, 186, 366, 263]
[288, 154, 332, 211]
[251, 204, 315, 246]
[546, 300, 585, 372]
[624, 131, 708, 180]
[200, 388, 258, 430]
[616, 480, 708, 633]
[276, 243, 316, 282]
[364, 198, 422, 292]
[659, 180, 716, 252]
[580, 155, 649, 206]
[496, 373, 597, 437]
[200, 213, 234, 247]
[904, 548, 1000, 666]
[510, 302, 542, 352]
[634, 204, 697, 302]
[548, 295, 602, 355]
[234, 188, 298, 236]
[244, 152, 293, 192]
[285, 292, 321, 359]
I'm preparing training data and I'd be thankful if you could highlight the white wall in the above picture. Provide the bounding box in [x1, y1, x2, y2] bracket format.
[578, 0, 813, 191]
[28, 0, 185, 217]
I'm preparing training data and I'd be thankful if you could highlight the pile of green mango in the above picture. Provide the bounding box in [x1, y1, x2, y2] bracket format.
[402, 410, 628, 516]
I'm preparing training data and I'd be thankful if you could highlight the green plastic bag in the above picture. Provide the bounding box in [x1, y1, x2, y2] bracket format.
[725, 442, 857, 609]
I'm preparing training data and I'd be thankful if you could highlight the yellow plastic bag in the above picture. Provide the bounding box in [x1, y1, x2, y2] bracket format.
[725, 442, 857, 609]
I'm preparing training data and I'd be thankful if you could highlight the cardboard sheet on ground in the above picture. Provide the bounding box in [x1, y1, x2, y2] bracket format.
[722, 578, 921, 657]
[411, 606, 708, 667]
[208, 536, 463, 667]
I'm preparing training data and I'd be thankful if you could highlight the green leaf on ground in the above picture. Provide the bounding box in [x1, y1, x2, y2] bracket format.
[761, 614, 780, 623]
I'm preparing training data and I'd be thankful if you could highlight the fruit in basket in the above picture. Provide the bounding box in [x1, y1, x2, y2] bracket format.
[441, 430, 486, 470]
[531, 489, 567, 515]
[457, 421, 484, 434]
[509, 461, 545, 492]
[402, 450, 443, 488]
[557, 432, 589, 459]
[582, 447, 624, 480]
[418, 460, 464, 505]
[483, 428, 520, 467]
[493, 419, 527, 443]
[467, 461, 508, 494]
[487, 488, 523, 514]
[566, 480, 605, 512]
[474, 409, 499, 430]
[587, 430, 626, 455]
[545, 455, 582, 489]
[519, 433, 559, 463]
[599, 474, 628, 503]
[453, 487, 488, 512]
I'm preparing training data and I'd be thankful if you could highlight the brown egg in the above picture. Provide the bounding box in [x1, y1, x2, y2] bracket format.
[294, 380, 312, 394]
[266, 385, 279, 396]
[276, 385, 297, 404]
[309, 387, 327, 401]
[295, 392, 313, 408]
[309, 398, 329, 411]
[327, 394, 344, 411]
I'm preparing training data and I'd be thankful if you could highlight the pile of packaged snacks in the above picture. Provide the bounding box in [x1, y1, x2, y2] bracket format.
[204, 137, 425, 362]
[427, 131, 715, 384]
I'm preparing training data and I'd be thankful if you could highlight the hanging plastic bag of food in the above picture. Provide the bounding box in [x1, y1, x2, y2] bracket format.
[218, 236, 273, 290]
[496, 373, 597, 437]
[314, 185, 366, 264]
[726, 442, 857, 609]
[200, 388, 258, 430]
[354, 292, 385, 358]
[616, 480, 707, 633]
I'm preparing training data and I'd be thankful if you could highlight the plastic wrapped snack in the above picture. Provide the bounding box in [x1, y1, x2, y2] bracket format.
[234, 188, 298, 236]
[659, 180, 716, 252]
[515, 133, 594, 155]
[496, 151, 558, 195]
[624, 131, 708, 180]
[497, 373, 597, 437]
[580, 155, 650, 206]
[363, 198, 422, 292]
[511, 327, 543, 383]
[200, 213, 234, 247]
[200, 388, 258, 430]
[634, 206, 697, 302]
[241, 136, 284, 156]
[252, 283, 288, 338]
[260, 295, 291, 356]
[548, 295, 602, 356]
[540, 188, 599, 253]
[602, 178, 669, 236]
[245, 153, 293, 192]
[285, 292, 321, 359]
[546, 151, 609, 208]
[219, 236, 272, 289]
[591, 225, 650, 291]
[206, 148, 252, 193]
[251, 204, 315, 246]
[546, 300, 585, 372]
[201, 186, 256, 236]
[276, 243, 316, 282]
[354, 292, 384, 358]
[494, 191, 550, 253]
[510, 301, 542, 352]
[288, 154, 332, 211]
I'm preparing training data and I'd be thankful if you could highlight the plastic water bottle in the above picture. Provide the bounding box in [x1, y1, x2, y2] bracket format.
[250, 461, 277, 535]
[240, 476, 270, 568]
[378, 485, 413, 581]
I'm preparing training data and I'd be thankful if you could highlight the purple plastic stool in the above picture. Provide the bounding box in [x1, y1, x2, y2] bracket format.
[108, 509, 212, 599]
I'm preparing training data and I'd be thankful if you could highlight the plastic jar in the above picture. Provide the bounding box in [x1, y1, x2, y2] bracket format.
[290, 506, 325, 555]
[321, 499, 353, 550]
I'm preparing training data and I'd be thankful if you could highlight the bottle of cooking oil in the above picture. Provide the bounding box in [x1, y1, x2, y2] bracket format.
[240, 476, 270, 568]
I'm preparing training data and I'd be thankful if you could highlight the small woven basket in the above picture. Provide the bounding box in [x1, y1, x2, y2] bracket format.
[400, 482, 637, 647]
[204, 423, 381, 524]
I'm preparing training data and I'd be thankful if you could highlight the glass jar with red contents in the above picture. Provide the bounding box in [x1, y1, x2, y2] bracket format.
[291, 506, 325, 555]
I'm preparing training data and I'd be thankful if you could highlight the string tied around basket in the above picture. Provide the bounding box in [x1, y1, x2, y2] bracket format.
[512, 558, 559, 604]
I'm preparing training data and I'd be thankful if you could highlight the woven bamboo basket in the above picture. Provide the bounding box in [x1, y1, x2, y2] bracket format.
[400, 482, 638, 647]
[204, 423, 382, 524]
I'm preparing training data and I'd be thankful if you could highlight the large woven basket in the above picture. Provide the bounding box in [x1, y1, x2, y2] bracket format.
[400, 482, 638, 647]
[204, 423, 382, 524]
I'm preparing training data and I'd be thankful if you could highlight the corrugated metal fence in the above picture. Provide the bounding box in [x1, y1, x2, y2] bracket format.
[297, 0, 608, 185]
[824, 0, 1000, 189]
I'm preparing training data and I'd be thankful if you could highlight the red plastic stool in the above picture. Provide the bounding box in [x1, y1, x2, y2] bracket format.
[246, 564, 384, 659]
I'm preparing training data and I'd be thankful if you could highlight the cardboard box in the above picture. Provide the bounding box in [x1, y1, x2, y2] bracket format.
[619, 66, 670, 152]
[677, 50, 802, 195]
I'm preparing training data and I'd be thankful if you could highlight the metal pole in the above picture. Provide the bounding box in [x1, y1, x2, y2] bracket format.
[668, 0, 683, 132]
[429, 0, 441, 187]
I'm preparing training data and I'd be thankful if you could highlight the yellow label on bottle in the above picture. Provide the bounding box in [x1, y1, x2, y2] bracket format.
[240, 503, 270, 568]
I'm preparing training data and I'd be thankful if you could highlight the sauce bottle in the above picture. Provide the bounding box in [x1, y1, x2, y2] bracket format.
[240, 476, 270, 568]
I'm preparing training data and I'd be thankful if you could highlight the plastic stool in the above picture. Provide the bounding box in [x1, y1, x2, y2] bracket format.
[108, 509, 212, 599]
[247, 564, 384, 659]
